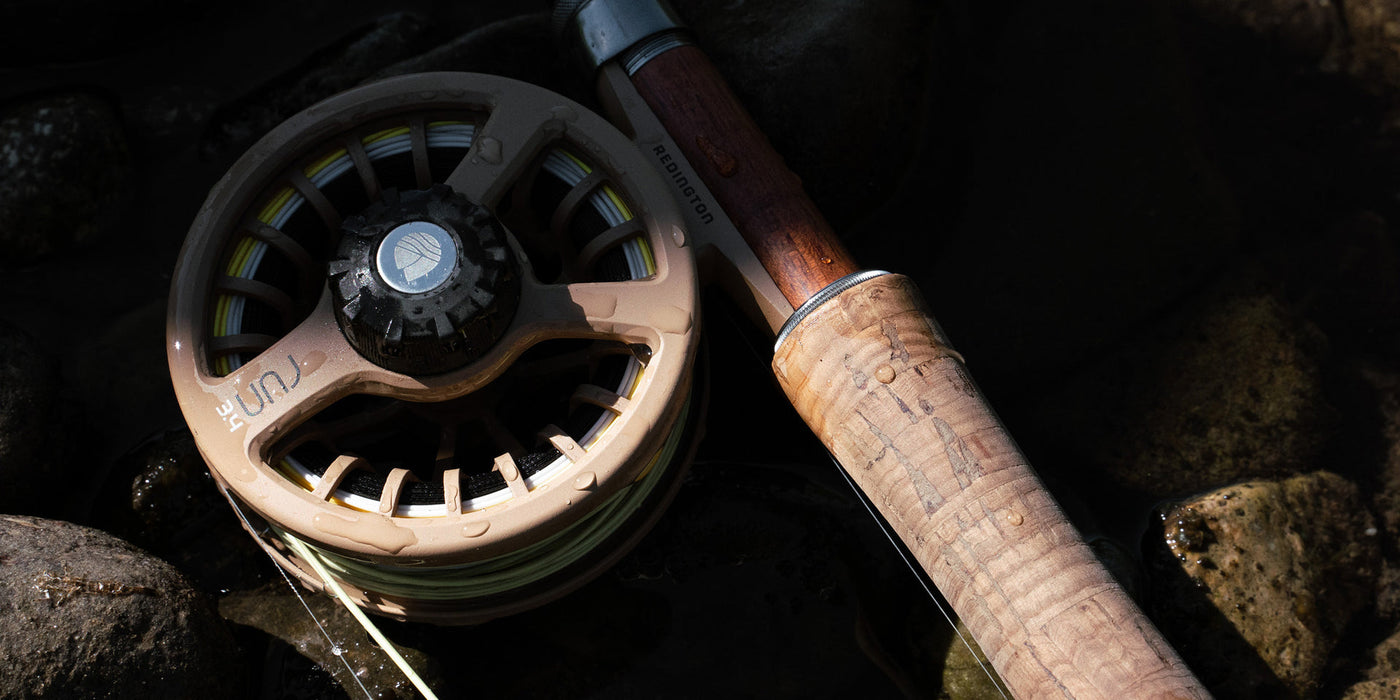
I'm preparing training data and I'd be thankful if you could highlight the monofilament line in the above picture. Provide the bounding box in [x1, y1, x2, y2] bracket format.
[224, 493, 375, 699]
[829, 455, 1010, 700]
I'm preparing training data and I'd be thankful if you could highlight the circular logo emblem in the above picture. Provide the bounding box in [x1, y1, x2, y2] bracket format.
[376, 221, 457, 294]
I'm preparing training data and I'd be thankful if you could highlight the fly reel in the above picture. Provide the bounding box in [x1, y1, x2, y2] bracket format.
[167, 73, 699, 624]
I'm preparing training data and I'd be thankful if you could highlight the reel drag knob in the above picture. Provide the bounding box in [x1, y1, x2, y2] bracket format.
[329, 185, 521, 375]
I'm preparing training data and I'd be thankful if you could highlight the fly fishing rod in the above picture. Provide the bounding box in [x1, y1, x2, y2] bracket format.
[551, 2, 1211, 698]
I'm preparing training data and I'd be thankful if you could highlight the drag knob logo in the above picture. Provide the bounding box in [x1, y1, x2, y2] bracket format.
[375, 221, 457, 294]
[394, 230, 443, 283]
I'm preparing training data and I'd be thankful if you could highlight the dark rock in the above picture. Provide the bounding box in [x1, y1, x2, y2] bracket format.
[1041, 292, 1334, 496]
[371, 14, 578, 98]
[0, 93, 131, 266]
[1341, 677, 1400, 700]
[220, 585, 441, 700]
[1146, 473, 1380, 698]
[90, 429, 268, 593]
[1364, 364, 1400, 551]
[1176, 0, 1343, 61]
[936, 619, 1005, 700]
[0, 320, 66, 517]
[1360, 624, 1400, 681]
[1345, 0, 1400, 95]
[200, 13, 433, 160]
[1364, 364, 1400, 622]
[0, 515, 241, 698]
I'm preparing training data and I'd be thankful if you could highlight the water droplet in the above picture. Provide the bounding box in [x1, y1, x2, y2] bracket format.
[331, 645, 344, 656]
[477, 137, 503, 165]
[875, 365, 896, 384]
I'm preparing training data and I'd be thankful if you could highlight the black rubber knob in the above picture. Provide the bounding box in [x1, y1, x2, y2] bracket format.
[328, 185, 521, 375]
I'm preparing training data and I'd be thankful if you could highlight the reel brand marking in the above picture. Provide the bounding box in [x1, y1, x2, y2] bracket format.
[652, 144, 714, 224]
[215, 354, 303, 432]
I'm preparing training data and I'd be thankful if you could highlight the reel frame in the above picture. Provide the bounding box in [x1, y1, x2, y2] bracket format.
[168, 73, 699, 622]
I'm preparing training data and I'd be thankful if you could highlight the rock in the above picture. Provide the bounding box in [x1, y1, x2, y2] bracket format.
[220, 585, 442, 700]
[1041, 292, 1334, 496]
[1365, 365, 1400, 551]
[200, 13, 433, 160]
[371, 14, 578, 98]
[1364, 363, 1400, 620]
[0, 320, 67, 517]
[1344, 0, 1400, 95]
[1341, 677, 1400, 700]
[673, 0, 939, 232]
[0, 93, 131, 266]
[936, 619, 1005, 700]
[89, 429, 268, 593]
[0, 515, 241, 698]
[1145, 473, 1381, 698]
[1360, 625, 1400, 680]
[1175, 0, 1343, 62]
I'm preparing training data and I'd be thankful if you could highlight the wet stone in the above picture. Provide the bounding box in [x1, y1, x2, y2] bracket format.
[936, 619, 1005, 700]
[1365, 363, 1400, 621]
[1145, 473, 1380, 698]
[220, 585, 443, 700]
[1341, 677, 1400, 700]
[1358, 624, 1400, 682]
[90, 428, 268, 593]
[0, 93, 131, 267]
[1041, 292, 1334, 496]
[0, 515, 241, 698]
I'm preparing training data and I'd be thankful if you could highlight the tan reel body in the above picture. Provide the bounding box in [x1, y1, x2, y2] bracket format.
[168, 73, 699, 623]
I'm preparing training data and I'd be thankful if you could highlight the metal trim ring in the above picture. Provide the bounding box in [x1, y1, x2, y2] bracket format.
[773, 270, 891, 352]
[554, 0, 688, 71]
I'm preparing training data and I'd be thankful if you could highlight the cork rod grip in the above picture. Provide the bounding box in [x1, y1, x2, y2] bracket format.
[772, 275, 1208, 700]
[628, 44, 859, 308]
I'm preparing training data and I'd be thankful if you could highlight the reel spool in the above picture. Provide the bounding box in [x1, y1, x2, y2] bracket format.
[167, 73, 700, 624]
